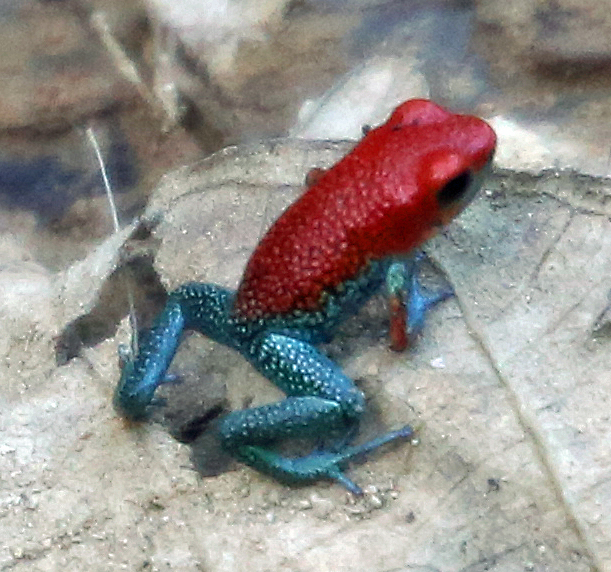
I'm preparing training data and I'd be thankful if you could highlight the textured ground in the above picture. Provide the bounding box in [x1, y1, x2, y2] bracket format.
[2, 139, 611, 571]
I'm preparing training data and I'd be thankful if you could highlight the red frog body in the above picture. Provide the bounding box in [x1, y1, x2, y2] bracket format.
[235, 99, 495, 319]
[115, 99, 496, 494]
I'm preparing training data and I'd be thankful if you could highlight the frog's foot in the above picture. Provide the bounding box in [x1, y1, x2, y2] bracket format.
[235, 425, 414, 495]
[386, 253, 453, 351]
[114, 360, 180, 420]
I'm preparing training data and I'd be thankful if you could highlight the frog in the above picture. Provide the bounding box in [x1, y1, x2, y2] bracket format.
[114, 99, 496, 495]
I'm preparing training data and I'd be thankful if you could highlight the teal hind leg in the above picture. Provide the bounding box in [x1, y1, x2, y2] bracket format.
[235, 426, 414, 495]
[114, 283, 414, 493]
[114, 282, 236, 420]
[219, 333, 414, 494]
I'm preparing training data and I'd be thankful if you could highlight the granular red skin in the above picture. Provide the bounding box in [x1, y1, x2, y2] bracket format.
[234, 99, 496, 319]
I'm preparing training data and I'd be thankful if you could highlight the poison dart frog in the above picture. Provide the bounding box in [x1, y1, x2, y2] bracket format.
[114, 99, 496, 494]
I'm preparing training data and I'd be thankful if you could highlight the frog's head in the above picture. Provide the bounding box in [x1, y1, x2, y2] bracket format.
[362, 99, 496, 253]
[386, 98, 496, 226]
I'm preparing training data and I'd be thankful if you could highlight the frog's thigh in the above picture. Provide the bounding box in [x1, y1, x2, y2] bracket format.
[250, 332, 365, 410]
[218, 332, 366, 448]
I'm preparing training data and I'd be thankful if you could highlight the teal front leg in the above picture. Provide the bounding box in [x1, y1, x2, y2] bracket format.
[386, 253, 453, 351]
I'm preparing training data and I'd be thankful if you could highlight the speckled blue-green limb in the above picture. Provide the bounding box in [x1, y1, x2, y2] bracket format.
[386, 253, 454, 339]
[234, 425, 414, 495]
[114, 282, 414, 492]
[113, 283, 237, 420]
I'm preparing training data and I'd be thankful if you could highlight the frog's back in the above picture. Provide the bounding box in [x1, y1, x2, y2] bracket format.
[233, 99, 496, 320]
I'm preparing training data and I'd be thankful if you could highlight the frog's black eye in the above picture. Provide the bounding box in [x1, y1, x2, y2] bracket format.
[361, 124, 371, 135]
[437, 171, 471, 206]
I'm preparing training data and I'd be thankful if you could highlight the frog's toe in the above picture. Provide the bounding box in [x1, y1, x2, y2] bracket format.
[150, 396, 168, 408]
[161, 373, 181, 385]
[327, 468, 364, 496]
[117, 343, 133, 365]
